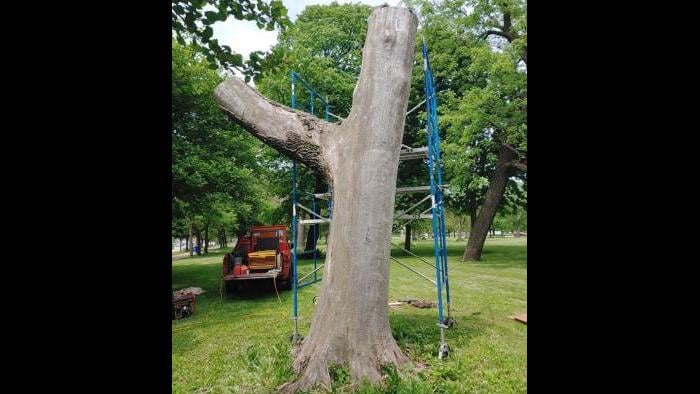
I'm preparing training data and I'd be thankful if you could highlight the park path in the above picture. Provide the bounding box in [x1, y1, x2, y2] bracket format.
[172, 252, 190, 261]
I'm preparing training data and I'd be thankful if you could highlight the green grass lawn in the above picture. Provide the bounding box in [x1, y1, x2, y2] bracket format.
[172, 237, 526, 393]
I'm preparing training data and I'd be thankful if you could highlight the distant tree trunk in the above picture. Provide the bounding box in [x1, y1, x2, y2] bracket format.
[204, 224, 209, 253]
[195, 227, 202, 256]
[214, 6, 417, 391]
[469, 201, 477, 232]
[464, 145, 520, 261]
[403, 224, 411, 255]
[188, 220, 193, 256]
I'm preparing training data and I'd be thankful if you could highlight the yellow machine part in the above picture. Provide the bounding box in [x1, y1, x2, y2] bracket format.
[248, 250, 278, 269]
[248, 250, 277, 258]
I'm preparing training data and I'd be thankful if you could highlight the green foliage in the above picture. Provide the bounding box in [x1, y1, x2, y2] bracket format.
[444, 211, 470, 237]
[172, 0, 290, 80]
[256, 2, 372, 115]
[493, 204, 527, 233]
[329, 364, 351, 389]
[172, 41, 273, 236]
[405, 0, 527, 222]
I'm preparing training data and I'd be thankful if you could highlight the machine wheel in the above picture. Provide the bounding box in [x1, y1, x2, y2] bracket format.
[279, 278, 292, 290]
[224, 281, 237, 297]
[438, 343, 450, 359]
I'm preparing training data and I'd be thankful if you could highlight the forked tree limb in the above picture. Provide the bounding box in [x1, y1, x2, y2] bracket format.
[214, 5, 419, 392]
[214, 77, 336, 180]
[510, 160, 527, 172]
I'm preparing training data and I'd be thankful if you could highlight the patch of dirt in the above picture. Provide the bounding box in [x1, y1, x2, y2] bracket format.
[392, 299, 437, 308]
[508, 313, 527, 324]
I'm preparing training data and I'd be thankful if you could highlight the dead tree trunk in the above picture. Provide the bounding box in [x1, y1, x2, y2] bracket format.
[214, 6, 417, 391]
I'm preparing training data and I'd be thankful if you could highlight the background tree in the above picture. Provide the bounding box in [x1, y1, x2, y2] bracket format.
[409, 0, 527, 261]
[172, 42, 273, 251]
[445, 210, 470, 240]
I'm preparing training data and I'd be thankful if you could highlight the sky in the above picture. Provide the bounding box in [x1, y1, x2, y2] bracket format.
[212, 1, 402, 63]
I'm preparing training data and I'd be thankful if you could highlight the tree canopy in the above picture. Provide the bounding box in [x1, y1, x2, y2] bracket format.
[172, 0, 527, 257]
[172, 41, 275, 243]
[172, 0, 290, 80]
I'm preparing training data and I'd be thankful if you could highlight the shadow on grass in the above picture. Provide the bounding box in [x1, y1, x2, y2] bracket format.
[224, 280, 292, 302]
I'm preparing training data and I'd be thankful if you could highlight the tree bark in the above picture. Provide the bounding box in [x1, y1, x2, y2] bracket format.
[195, 227, 202, 256]
[463, 144, 518, 261]
[403, 224, 411, 255]
[215, 6, 417, 391]
[468, 199, 477, 232]
[204, 224, 209, 254]
[188, 220, 193, 256]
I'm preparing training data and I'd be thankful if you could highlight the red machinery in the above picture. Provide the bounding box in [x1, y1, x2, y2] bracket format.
[222, 225, 292, 295]
[172, 293, 196, 320]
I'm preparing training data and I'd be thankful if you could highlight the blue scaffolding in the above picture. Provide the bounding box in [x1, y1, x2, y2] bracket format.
[288, 41, 452, 357]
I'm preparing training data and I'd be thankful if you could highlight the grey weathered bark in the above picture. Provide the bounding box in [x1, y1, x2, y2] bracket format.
[214, 6, 417, 391]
